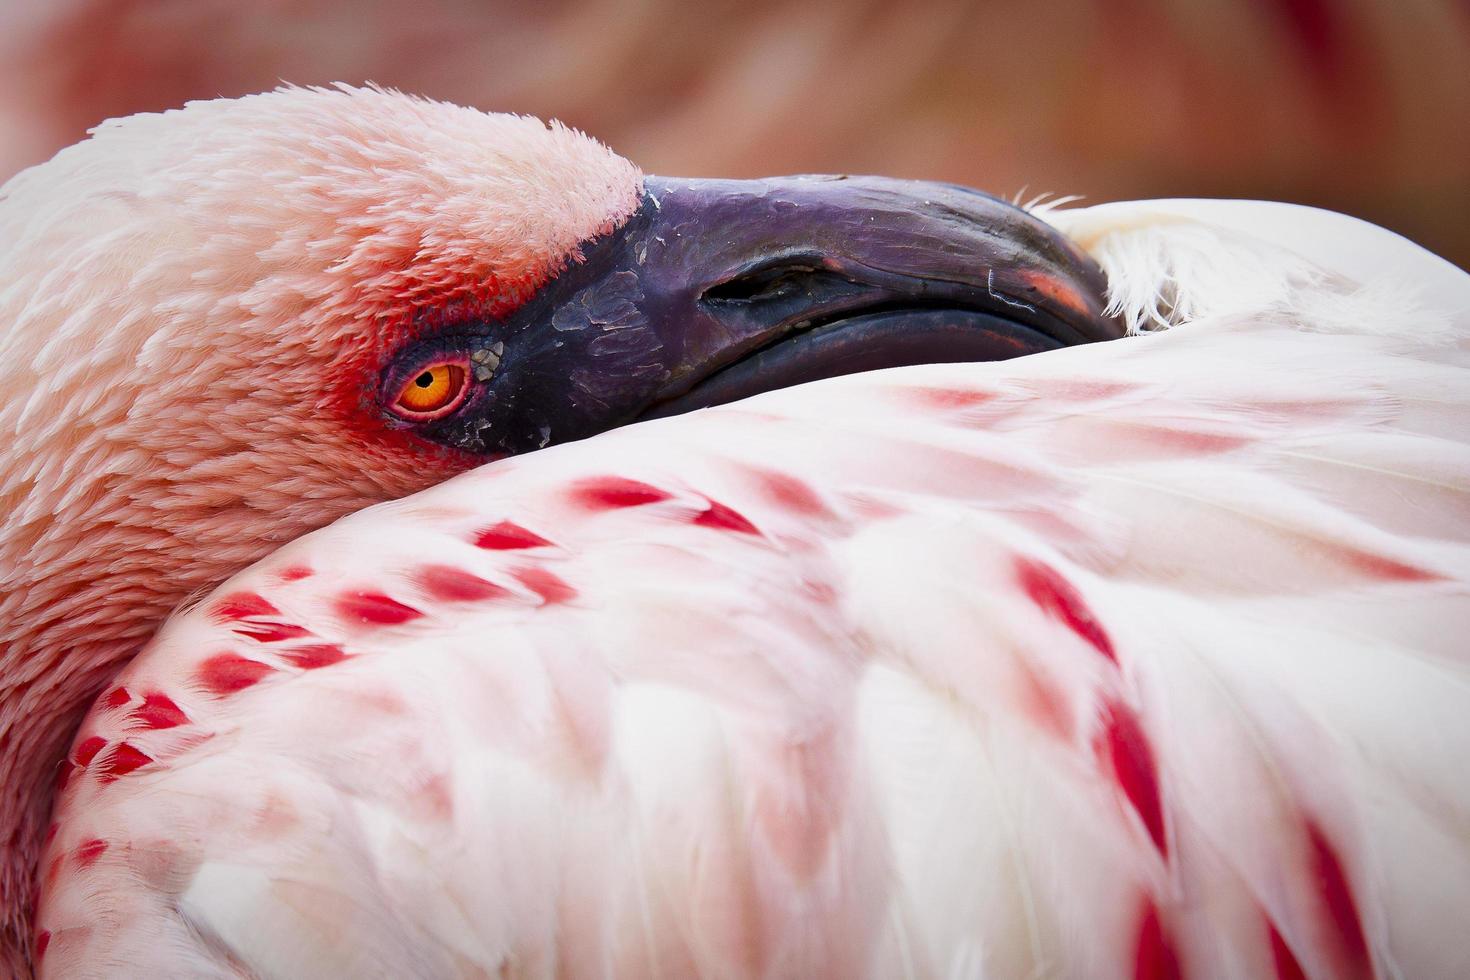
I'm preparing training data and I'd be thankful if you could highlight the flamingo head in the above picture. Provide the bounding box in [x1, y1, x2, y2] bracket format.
[0, 84, 1118, 969]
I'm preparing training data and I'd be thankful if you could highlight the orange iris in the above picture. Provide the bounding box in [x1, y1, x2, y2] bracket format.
[394, 362, 468, 418]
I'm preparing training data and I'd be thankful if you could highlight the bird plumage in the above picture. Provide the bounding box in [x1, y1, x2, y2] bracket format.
[10, 84, 1119, 973]
[0, 84, 641, 974]
[32, 199, 1470, 977]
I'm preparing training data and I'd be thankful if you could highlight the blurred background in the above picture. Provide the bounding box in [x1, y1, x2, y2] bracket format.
[1, 0, 1466, 267]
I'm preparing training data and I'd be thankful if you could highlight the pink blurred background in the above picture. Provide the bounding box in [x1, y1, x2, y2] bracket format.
[2, 0, 1467, 266]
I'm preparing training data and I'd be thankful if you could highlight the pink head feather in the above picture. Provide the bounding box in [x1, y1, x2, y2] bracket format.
[0, 84, 641, 972]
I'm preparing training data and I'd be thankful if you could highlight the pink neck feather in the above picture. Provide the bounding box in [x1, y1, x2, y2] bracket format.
[0, 454, 465, 972]
[0, 85, 645, 974]
[0, 510, 263, 972]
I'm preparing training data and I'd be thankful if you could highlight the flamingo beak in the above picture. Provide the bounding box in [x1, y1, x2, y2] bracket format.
[428, 175, 1120, 456]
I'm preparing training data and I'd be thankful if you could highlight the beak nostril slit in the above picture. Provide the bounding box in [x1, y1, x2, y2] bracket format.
[702, 263, 837, 305]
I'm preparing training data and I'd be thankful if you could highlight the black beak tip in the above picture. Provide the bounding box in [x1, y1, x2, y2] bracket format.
[630, 174, 1120, 414]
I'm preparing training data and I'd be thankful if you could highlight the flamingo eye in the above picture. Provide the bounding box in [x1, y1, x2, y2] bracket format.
[392, 360, 469, 420]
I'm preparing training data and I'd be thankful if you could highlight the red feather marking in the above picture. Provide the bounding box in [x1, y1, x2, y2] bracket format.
[1017, 662, 1074, 742]
[1098, 700, 1168, 858]
[1015, 557, 1117, 662]
[1268, 921, 1308, 980]
[278, 565, 314, 582]
[337, 591, 423, 625]
[847, 493, 906, 521]
[198, 653, 275, 696]
[692, 499, 760, 535]
[1339, 547, 1441, 584]
[415, 774, 455, 823]
[513, 566, 578, 605]
[910, 386, 996, 410]
[43, 854, 62, 887]
[1031, 378, 1138, 402]
[33, 931, 48, 962]
[570, 476, 673, 510]
[131, 692, 188, 730]
[282, 644, 349, 670]
[72, 736, 106, 768]
[1250, 397, 1363, 423]
[97, 742, 153, 778]
[43, 824, 58, 847]
[73, 839, 108, 868]
[800, 577, 839, 607]
[473, 521, 553, 550]
[1171, 429, 1254, 454]
[1129, 423, 1254, 455]
[1306, 821, 1371, 977]
[416, 565, 511, 602]
[53, 761, 72, 793]
[750, 467, 833, 518]
[211, 591, 281, 622]
[101, 686, 131, 709]
[232, 622, 313, 643]
[1134, 900, 1183, 980]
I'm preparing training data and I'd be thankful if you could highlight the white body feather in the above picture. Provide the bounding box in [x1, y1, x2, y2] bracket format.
[36, 200, 1470, 979]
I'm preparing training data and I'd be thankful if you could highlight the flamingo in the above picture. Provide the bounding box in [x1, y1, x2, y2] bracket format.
[3, 86, 1468, 977]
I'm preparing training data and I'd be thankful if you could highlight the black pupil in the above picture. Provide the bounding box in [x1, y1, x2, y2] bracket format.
[415, 371, 435, 388]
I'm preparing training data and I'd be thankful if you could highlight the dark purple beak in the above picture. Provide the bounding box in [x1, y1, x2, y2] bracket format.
[406, 175, 1120, 456]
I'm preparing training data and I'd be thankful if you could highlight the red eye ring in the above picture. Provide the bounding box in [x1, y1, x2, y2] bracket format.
[390, 358, 471, 421]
